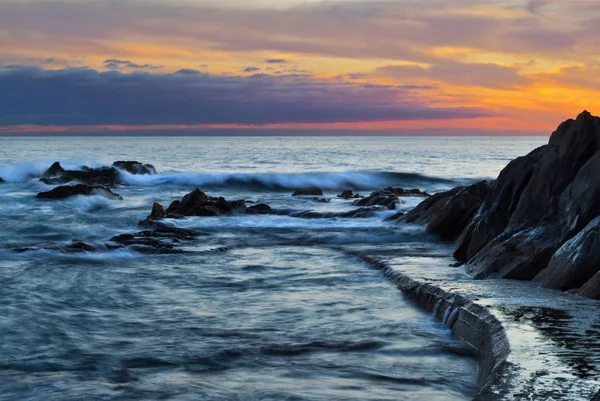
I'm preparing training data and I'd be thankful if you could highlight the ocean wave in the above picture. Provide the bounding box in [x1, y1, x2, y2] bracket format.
[120, 170, 456, 191]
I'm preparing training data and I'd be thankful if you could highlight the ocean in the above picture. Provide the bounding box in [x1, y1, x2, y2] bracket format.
[0, 136, 547, 400]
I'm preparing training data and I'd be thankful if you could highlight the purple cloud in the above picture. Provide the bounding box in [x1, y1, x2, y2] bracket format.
[0, 66, 494, 126]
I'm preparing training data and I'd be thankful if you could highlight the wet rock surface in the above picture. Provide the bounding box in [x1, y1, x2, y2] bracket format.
[405, 111, 600, 299]
[395, 181, 491, 241]
[36, 184, 123, 200]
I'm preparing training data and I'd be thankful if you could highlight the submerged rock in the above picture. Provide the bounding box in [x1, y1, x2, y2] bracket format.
[312, 197, 331, 203]
[289, 207, 381, 219]
[36, 184, 122, 200]
[112, 161, 157, 175]
[292, 188, 323, 196]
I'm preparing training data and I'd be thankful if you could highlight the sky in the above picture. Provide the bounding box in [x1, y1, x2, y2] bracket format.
[1, 0, 599, 135]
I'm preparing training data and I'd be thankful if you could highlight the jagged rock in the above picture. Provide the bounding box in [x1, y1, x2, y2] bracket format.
[113, 161, 157, 175]
[534, 217, 600, 291]
[292, 188, 323, 196]
[145, 189, 271, 220]
[245, 203, 272, 215]
[36, 184, 122, 200]
[138, 202, 167, 225]
[455, 111, 600, 283]
[394, 181, 491, 240]
[352, 189, 400, 210]
[43, 161, 65, 177]
[337, 190, 361, 199]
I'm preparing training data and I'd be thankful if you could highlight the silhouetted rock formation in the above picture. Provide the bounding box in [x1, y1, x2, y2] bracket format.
[36, 184, 122, 200]
[405, 111, 600, 299]
[0, 177, 5, 183]
[109, 226, 203, 254]
[40, 160, 156, 186]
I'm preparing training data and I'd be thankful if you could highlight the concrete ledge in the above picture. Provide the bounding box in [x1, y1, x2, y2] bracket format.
[338, 249, 512, 398]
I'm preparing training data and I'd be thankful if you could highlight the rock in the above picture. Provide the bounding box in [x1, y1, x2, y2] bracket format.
[337, 190, 361, 199]
[352, 189, 400, 210]
[43, 161, 66, 177]
[0, 177, 4, 183]
[578, 272, 600, 300]
[312, 197, 331, 203]
[292, 188, 323, 196]
[40, 160, 156, 186]
[534, 217, 600, 291]
[147, 189, 269, 219]
[112, 161, 157, 175]
[395, 181, 491, 241]
[228, 200, 248, 212]
[36, 184, 122, 200]
[108, 226, 204, 254]
[138, 202, 167, 225]
[41, 162, 120, 186]
[245, 203, 272, 215]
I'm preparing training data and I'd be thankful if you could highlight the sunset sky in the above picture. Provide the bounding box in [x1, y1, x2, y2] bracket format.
[1, 0, 599, 135]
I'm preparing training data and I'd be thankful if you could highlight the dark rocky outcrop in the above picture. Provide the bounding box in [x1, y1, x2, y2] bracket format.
[40, 160, 156, 186]
[292, 188, 323, 196]
[141, 189, 273, 223]
[403, 111, 600, 299]
[36, 184, 122, 200]
[112, 161, 157, 175]
[0, 177, 4, 183]
[337, 190, 362, 199]
[312, 197, 331, 203]
[392, 181, 491, 241]
[384, 187, 431, 197]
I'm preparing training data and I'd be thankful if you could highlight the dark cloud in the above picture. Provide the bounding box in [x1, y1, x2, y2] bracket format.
[265, 58, 287, 64]
[243, 66, 261, 73]
[103, 59, 162, 70]
[0, 66, 494, 126]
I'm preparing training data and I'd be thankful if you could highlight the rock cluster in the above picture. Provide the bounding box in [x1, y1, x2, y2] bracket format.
[141, 188, 273, 225]
[292, 188, 323, 196]
[404, 111, 600, 299]
[40, 161, 156, 186]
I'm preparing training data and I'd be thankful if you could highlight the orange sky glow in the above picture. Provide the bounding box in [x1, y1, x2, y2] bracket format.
[1, 0, 599, 135]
